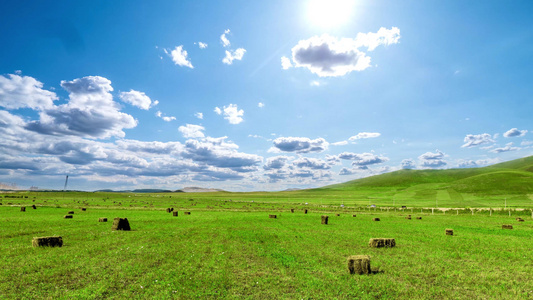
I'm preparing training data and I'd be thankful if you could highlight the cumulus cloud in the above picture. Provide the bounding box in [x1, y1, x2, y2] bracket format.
[178, 124, 205, 138]
[491, 143, 520, 153]
[258, 102, 265, 108]
[0, 74, 57, 110]
[272, 137, 328, 153]
[418, 150, 447, 168]
[25, 76, 137, 139]
[337, 152, 389, 167]
[281, 56, 292, 70]
[284, 27, 400, 77]
[194, 112, 203, 119]
[503, 128, 527, 138]
[119, 90, 156, 110]
[215, 104, 244, 124]
[221, 29, 231, 47]
[292, 157, 330, 170]
[183, 137, 262, 170]
[168, 45, 193, 68]
[155, 111, 176, 122]
[198, 42, 208, 49]
[263, 156, 290, 170]
[461, 133, 495, 148]
[339, 167, 356, 175]
[401, 158, 416, 169]
[222, 48, 246, 65]
[348, 132, 381, 141]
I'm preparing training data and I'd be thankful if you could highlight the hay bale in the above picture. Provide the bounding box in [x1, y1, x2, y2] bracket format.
[445, 229, 454, 236]
[347, 255, 371, 275]
[32, 236, 63, 247]
[352, 214, 356, 217]
[405, 215, 411, 220]
[321, 215, 329, 225]
[184, 212, 191, 215]
[416, 217, 422, 220]
[290, 209, 294, 213]
[173, 211, 178, 217]
[368, 238, 396, 248]
[336, 213, 340, 217]
[166, 208, 172, 213]
[64, 215, 73, 219]
[304, 209, 308, 214]
[67, 211, 74, 214]
[98, 218, 108, 222]
[269, 214, 277, 219]
[373, 218, 380, 221]
[31, 205, 36, 209]
[112, 218, 131, 231]
[20, 207, 26, 212]
[502, 224, 513, 229]
[81, 208, 86, 211]
[516, 218, 524, 222]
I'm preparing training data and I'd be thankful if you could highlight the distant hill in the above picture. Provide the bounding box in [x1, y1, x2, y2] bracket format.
[179, 187, 226, 193]
[318, 155, 533, 196]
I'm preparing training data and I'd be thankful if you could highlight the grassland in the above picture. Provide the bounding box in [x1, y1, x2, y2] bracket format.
[2, 156, 533, 299]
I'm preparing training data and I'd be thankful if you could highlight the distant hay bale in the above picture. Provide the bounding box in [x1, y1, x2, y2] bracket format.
[368, 238, 395, 248]
[321, 215, 329, 224]
[336, 213, 340, 217]
[81, 208, 86, 211]
[269, 214, 277, 219]
[445, 229, 454, 236]
[352, 214, 356, 217]
[32, 236, 63, 247]
[373, 218, 380, 221]
[68, 211, 74, 214]
[184, 212, 191, 215]
[516, 218, 524, 222]
[502, 224, 513, 229]
[98, 218, 107, 222]
[291, 209, 294, 213]
[112, 218, 131, 231]
[416, 217, 422, 220]
[31, 205, 36, 209]
[64, 215, 73, 219]
[20, 207, 26, 212]
[405, 215, 411, 220]
[173, 211, 178, 217]
[166, 208, 172, 213]
[347, 255, 371, 275]
[304, 209, 308, 214]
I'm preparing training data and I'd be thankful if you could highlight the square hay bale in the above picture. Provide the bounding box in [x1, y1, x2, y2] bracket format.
[32, 236, 63, 247]
[81, 208, 86, 211]
[445, 229, 454, 236]
[31, 205, 36, 209]
[64, 215, 73, 219]
[416, 217, 422, 220]
[20, 207, 26, 212]
[502, 224, 513, 229]
[347, 255, 371, 275]
[166, 208, 172, 213]
[304, 209, 308, 214]
[290, 209, 294, 213]
[373, 218, 380, 221]
[184, 212, 191, 215]
[352, 214, 357, 217]
[112, 218, 131, 231]
[98, 218, 108, 222]
[173, 211, 178, 217]
[269, 214, 277, 219]
[368, 238, 396, 248]
[321, 215, 329, 224]
[68, 211, 74, 214]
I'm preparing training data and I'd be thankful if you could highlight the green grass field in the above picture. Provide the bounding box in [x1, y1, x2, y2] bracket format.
[1, 191, 533, 299]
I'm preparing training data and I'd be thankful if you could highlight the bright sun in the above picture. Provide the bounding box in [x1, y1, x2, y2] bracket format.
[307, 0, 354, 28]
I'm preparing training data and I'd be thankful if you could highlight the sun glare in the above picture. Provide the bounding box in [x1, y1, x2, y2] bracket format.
[307, 0, 354, 28]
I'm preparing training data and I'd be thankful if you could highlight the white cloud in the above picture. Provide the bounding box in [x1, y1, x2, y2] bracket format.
[178, 124, 205, 138]
[331, 141, 348, 146]
[119, 90, 155, 110]
[418, 150, 447, 168]
[337, 152, 389, 167]
[272, 137, 328, 153]
[0, 74, 57, 110]
[263, 156, 290, 170]
[221, 29, 231, 47]
[258, 102, 265, 108]
[194, 112, 203, 119]
[222, 48, 246, 65]
[169, 45, 193, 68]
[491, 143, 520, 153]
[503, 128, 527, 138]
[292, 157, 330, 170]
[216, 104, 244, 124]
[198, 42, 208, 49]
[348, 132, 381, 141]
[310, 81, 320, 86]
[286, 27, 400, 77]
[461, 133, 495, 148]
[521, 140, 533, 146]
[401, 159, 416, 169]
[281, 56, 292, 70]
[156, 111, 176, 122]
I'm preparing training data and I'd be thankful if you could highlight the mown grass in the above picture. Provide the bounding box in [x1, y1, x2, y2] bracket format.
[1, 193, 533, 299]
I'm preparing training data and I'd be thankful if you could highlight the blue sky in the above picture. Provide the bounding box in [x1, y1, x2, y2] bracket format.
[1, 0, 532, 191]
